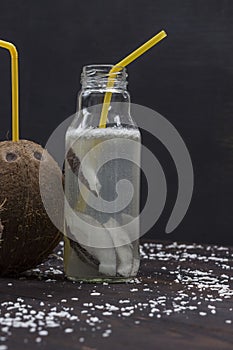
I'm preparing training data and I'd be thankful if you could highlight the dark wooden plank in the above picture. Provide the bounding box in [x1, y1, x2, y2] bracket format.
[0, 240, 232, 350]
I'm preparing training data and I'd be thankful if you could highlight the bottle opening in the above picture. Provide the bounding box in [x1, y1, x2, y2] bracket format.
[81, 64, 128, 89]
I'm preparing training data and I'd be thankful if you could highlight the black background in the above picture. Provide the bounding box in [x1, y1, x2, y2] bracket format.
[0, 0, 232, 245]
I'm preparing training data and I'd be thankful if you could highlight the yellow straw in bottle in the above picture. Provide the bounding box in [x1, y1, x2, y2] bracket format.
[99, 30, 167, 128]
[0, 40, 19, 141]
[77, 30, 167, 213]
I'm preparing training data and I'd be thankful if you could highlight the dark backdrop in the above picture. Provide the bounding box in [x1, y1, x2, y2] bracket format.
[0, 0, 232, 245]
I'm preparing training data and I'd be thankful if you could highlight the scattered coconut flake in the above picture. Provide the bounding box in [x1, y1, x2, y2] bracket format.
[39, 330, 48, 336]
[64, 328, 74, 333]
[0, 345, 8, 350]
[35, 337, 42, 343]
[90, 292, 101, 296]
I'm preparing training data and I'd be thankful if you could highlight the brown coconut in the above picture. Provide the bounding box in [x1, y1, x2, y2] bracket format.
[0, 140, 63, 275]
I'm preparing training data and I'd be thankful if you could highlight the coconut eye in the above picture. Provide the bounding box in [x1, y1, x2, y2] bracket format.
[34, 151, 44, 161]
[5, 152, 18, 162]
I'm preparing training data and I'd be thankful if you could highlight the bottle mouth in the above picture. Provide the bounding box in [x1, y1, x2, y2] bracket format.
[81, 64, 127, 86]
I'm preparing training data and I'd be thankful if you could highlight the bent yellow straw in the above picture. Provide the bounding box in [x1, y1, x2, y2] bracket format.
[77, 30, 167, 214]
[99, 30, 167, 128]
[0, 40, 19, 141]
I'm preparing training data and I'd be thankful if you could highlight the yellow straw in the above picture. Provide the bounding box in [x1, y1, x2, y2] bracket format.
[0, 40, 19, 141]
[99, 30, 167, 128]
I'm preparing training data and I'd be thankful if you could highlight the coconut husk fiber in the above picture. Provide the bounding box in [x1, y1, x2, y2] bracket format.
[0, 139, 63, 275]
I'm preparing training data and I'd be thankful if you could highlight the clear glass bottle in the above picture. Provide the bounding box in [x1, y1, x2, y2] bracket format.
[64, 65, 141, 282]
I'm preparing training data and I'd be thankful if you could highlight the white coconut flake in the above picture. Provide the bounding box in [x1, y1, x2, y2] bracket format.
[0, 345, 8, 350]
[39, 330, 48, 336]
[102, 312, 112, 316]
[35, 337, 42, 343]
[64, 328, 74, 333]
[90, 292, 101, 296]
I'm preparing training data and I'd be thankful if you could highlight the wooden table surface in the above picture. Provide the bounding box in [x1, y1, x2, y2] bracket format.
[0, 240, 232, 350]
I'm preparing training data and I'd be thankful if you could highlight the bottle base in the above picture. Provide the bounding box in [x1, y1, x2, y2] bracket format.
[65, 275, 135, 284]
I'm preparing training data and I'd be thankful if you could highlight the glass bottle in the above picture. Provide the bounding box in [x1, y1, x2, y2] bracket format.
[64, 65, 141, 282]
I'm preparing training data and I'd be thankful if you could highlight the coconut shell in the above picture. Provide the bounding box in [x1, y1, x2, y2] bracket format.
[0, 140, 63, 275]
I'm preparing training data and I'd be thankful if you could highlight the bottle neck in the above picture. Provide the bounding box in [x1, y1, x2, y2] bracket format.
[76, 65, 131, 128]
[75, 65, 135, 129]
